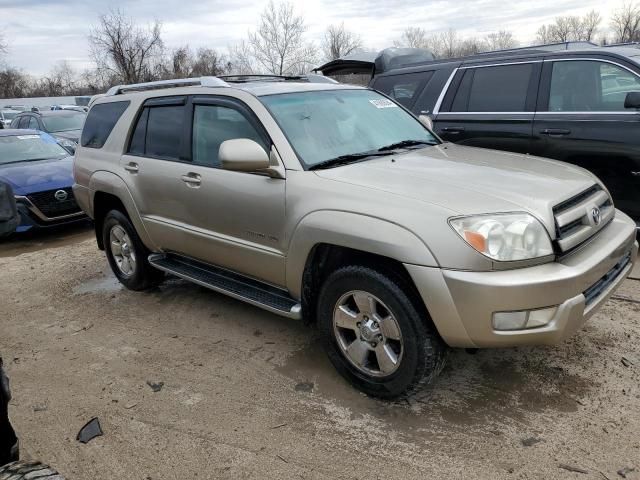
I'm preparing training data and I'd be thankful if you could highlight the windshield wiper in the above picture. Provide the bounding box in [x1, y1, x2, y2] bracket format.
[1, 157, 62, 165]
[377, 139, 437, 151]
[309, 151, 393, 170]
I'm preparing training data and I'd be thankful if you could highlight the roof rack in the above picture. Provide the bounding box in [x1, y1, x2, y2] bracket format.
[105, 76, 229, 96]
[218, 73, 338, 84]
[477, 41, 598, 56]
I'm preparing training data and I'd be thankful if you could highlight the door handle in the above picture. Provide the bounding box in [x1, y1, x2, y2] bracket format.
[124, 162, 139, 173]
[540, 128, 571, 136]
[441, 127, 465, 134]
[180, 173, 201, 187]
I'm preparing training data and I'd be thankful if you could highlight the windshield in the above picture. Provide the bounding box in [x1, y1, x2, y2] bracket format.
[2, 111, 18, 120]
[260, 89, 438, 169]
[42, 113, 85, 133]
[0, 133, 69, 165]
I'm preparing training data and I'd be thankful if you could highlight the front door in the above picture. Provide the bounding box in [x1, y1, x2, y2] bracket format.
[533, 58, 640, 220]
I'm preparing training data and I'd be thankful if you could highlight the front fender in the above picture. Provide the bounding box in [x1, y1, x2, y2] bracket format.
[88, 170, 158, 251]
[286, 210, 437, 298]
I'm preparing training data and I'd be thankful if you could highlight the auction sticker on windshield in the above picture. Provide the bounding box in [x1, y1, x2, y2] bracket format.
[16, 135, 40, 140]
[369, 99, 398, 109]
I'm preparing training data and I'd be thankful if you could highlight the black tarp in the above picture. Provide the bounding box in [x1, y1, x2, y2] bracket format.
[0, 182, 18, 238]
[0, 357, 19, 466]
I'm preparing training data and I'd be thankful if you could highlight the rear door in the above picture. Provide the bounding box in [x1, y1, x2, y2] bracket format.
[433, 61, 541, 154]
[533, 57, 640, 219]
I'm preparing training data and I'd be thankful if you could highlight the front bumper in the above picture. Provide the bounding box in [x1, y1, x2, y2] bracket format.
[406, 211, 638, 348]
[14, 196, 87, 232]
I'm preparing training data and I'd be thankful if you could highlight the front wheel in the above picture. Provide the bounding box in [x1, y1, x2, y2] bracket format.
[102, 210, 164, 291]
[317, 266, 446, 399]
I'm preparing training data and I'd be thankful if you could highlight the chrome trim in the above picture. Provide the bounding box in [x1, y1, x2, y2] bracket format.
[14, 195, 85, 222]
[147, 253, 302, 320]
[459, 60, 543, 69]
[432, 68, 458, 115]
[437, 111, 535, 115]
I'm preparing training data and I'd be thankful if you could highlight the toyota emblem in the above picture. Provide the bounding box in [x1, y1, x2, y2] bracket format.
[591, 206, 601, 226]
[54, 190, 68, 202]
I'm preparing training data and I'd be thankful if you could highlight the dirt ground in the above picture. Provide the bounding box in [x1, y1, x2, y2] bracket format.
[1, 225, 639, 480]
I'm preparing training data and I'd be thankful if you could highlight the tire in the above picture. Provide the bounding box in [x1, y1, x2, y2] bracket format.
[0, 461, 64, 479]
[317, 265, 446, 399]
[102, 209, 164, 291]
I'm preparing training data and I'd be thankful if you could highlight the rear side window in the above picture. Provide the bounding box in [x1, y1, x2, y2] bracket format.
[374, 72, 432, 108]
[81, 101, 129, 148]
[450, 64, 534, 112]
[128, 103, 184, 160]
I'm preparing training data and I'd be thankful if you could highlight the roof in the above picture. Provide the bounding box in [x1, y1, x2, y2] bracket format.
[234, 81, 364, 96]
[0, 129, 39, 137]
[15, 110, 86, 117]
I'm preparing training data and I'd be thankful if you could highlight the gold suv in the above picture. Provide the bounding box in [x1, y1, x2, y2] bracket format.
[73, 76, 638, 398]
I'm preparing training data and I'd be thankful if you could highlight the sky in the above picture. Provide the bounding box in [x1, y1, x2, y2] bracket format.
[0, 0, 625, 76]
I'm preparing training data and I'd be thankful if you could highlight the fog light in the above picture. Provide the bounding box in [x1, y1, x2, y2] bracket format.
[492, 306, 558, 331]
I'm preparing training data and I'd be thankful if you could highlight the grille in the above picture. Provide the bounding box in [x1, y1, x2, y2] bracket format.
[552, 185, 614, 253]
[583, 252, 631, 306]
[27, 187, 81, 218]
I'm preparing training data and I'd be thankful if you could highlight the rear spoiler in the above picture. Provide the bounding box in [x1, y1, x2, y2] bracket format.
[314, 48, 435, 79]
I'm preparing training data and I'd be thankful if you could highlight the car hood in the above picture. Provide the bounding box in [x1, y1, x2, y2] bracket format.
[313, 143, 598, 231]
[52, 130, 81, 142]
[0, 156, 74, 196]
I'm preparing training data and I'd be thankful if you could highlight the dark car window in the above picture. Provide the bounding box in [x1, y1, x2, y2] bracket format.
[548, 60, 640, 112]
[41, 113, 85, 133]
[128, 108, 149, 156]
[192, 105, 268, 167]
[27, 117, 39, 130]
[451, 63, 534, 112]
[374, 72, 432, 108]
[18, 116, 30, 129]
[136, 105, 183, 160]
[81, 101, 130, 148]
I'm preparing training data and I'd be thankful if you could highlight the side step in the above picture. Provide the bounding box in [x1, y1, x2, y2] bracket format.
[148, 253, 301, 319]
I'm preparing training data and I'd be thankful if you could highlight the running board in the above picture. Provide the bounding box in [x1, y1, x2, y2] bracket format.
[148, 253, 301, 319]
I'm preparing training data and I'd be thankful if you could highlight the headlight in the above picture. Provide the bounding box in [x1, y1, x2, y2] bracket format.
[57, 138, 77, 154]
[450, 213, 553, 261]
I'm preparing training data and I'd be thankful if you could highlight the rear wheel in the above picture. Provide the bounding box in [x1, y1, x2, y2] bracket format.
[317, 265, 446, 399]
[102, 210, 164, 291]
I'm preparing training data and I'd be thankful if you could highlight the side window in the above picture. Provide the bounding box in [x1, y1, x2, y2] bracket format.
[81, 101, 130, 148]
[192, 104, 268, 168]
[18, 116, 30, 129]
[451, 63, 534, 112]
[374, 72, 432, 108]
[549, 60, 640, 112]
[128, 108, 149, 156]
[144, 105, 183, 160]
[27, 117, 39, 130]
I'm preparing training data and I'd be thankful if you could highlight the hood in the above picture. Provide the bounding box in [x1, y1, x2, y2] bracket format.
[314, 143, 598, 231]
[0, 156, 74, 196]
[52, 130, 81, 143]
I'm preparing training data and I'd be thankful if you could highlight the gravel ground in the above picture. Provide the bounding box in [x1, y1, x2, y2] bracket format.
[0, 225, 639, 480]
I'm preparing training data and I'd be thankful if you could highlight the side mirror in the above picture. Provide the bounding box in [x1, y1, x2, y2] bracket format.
[418, 114, 434, 130]
[624, 91, 640, 109]
[219, 139, 270, 172]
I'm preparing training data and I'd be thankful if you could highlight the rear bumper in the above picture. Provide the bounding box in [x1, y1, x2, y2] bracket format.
[406, 211, 638, 348]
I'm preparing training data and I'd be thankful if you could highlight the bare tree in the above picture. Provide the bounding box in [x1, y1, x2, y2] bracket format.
[89, 9, 164, 84]
[248, 1, 317, 75]
[394, 26, 428, 49]
[228, 40, 257, 75]
[485, 30, 518, 51]
[536, 11, 603, 44]
[611, 2, 640, 43]
[322, 23, 362, 61]
[191, 48, 228, 76]
[0, 33, 7, 57]
[582, 10, 602, 41]
[0, 68, 30, 98]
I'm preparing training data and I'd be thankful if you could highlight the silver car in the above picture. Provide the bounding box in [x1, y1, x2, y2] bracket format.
[73, 76, 638, 399]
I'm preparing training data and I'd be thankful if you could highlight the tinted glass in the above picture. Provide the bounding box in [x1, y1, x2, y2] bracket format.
[128, 108, 149, 155]
[374, 72, 432, 108]
[81, 101, 130, 148]
[261, 89, 438, 169]
[18, 116, 30, 129]
[27, 117, 39, 130]
[42, 113, 86, 132]
[549, 60, 640, 112]
[0, 133, 68, 164]
[192, 105, 267, 167]
[145, 106, 183, 160]
[453, 64, 533, 112]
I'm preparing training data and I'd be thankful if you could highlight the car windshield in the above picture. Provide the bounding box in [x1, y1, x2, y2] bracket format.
[0, 133, 69, 164]
[2, 111, 18, 120]
[42, 113, 85, 132]
[260, 89, 439, 169]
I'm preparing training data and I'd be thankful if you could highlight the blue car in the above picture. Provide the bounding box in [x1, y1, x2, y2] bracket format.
[0, 129, 86, 234]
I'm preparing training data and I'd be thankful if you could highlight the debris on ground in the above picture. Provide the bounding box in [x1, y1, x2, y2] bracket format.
[558, 463, 588, 474]
[617, 467, 636, 478]
[146, 381, 164, 393]
[76, 417, 103, 444]
[294, 381, 314, 393]
[621, 357, 633, 368]
[521, 437, 543, 447]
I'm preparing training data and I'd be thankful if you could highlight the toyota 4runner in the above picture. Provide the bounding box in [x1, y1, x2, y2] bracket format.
[73, 76, 638, 399]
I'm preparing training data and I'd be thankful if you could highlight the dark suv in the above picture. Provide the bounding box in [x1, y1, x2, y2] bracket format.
[320, 44, 640, 223]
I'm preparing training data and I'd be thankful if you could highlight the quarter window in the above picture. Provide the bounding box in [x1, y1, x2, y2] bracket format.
[192, 105, 267, 167]
[450, 63, 534, 112]
[548, 60, 640, 112]
[81, 101, 129, 148]
[374, 72, 433, 108]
